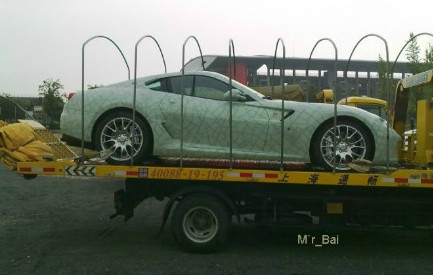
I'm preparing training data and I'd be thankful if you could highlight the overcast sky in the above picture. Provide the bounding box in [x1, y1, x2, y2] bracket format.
[1, 0, 433, 97]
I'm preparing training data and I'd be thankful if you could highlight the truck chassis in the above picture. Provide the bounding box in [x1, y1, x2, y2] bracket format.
[15, 160, 433, 252]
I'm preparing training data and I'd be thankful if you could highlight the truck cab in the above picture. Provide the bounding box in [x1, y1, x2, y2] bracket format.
[337, 96, 388, 120]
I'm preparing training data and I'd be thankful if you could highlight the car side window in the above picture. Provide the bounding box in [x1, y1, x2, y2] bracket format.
[168, 76, 194, 95]
[193, 76, 229, 100]
[145, 78, 170, 92]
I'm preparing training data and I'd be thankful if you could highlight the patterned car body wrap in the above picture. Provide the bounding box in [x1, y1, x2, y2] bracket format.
[60, 71, 400, 164]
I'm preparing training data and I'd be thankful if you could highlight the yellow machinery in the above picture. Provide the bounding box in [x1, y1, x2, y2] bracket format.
[316, 89, 334, 103]
[337, 96, 388, 120]
[316, 89, 388, 120]
[393, 69, 433, 165]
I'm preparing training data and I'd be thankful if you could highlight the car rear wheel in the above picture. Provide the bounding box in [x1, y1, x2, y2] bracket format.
[94, 111, 151, 165]
[312, 119, 373, 171]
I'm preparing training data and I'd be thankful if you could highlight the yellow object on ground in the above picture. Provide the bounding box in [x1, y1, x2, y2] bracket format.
[0, 120, 56, 170]
[0, 122, 36, 150]
[18, 120, 77, 161]
[17, 140, 55, 161]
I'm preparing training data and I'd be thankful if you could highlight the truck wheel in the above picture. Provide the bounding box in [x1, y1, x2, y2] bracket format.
[171, 194, 230, 252]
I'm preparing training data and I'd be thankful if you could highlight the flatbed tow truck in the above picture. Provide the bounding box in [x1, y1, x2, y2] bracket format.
[1, 69, 433, 252]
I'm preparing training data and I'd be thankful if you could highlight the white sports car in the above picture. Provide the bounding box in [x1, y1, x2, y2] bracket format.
[60, 71, 400, 171]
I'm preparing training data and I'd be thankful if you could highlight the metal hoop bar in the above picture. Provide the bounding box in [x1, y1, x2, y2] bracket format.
[271, 38, 286, 171]
[344, 34, 390, 171]
[131, 35, 167, 166]
[306, 38, 338, 172]
[81, 35, 130, 158]
[390, 32, 433, 75]
[181, 36, 205, 167]
[228, 39, 236, 168]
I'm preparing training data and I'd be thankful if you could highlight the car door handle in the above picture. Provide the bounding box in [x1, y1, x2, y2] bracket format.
[169, 99, 177, 104]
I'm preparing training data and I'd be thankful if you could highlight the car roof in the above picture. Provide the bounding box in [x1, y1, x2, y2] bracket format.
[88, 70, 265, 102]
[142, 70, 228, 82]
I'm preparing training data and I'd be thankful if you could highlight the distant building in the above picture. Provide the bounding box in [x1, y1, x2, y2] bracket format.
[184, 55, 409, 101]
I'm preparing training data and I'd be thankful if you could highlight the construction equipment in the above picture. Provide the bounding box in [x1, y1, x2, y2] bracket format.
[392, 69, 433, 165]
[317, 89, 388, 119]
[337, 96, 388, 120]
[316, 89, 335, 103]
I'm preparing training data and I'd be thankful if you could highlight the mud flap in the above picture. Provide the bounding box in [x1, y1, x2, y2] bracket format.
[110, 189, 135, 221]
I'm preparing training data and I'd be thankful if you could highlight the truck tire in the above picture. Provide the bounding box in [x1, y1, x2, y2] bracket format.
[171, 194, 230, 252]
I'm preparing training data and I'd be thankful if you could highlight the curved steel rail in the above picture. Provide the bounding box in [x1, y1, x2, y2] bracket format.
[131, 35, 166, 166]
[228, 39, 236, 168]
[181, 36, 205, 167]
[306, 38, 338, 172]
[390, 32, 433, 75]
[270, 38, 286, 170]
[81, 35, 130, 158]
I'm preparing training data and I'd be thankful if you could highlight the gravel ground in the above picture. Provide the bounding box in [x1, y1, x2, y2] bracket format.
[1, 164, 433, 274]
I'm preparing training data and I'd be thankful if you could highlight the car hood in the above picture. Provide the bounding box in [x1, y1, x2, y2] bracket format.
[261, 99, 392, 128]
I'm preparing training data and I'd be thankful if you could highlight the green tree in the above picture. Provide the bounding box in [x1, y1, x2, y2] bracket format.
[422, 43, 433, 98]
[405, 32, 421, 74]
[377, 54, 400, 108]
[38, 79, 66, 126]
[377, 54, 389, 102]
[0, 93, 15, 120]
[403, 33, 433, 127]
[424, 43, 433, 68]
[0, 93, 31, 121]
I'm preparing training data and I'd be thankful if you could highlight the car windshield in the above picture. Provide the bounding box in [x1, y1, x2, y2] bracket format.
[215, 75, 267, 101]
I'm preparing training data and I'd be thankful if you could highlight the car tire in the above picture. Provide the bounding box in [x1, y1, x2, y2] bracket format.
[171, 194, 231, 253]
[312, 119, 373, 171]
[94, 111, 151, 165]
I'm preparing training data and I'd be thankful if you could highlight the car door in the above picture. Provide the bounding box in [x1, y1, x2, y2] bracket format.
[160, 75, 270, 156]
[157, 75, 194, 141]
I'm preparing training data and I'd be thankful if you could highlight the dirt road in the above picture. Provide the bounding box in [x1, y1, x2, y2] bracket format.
[1, 165, 433, 274]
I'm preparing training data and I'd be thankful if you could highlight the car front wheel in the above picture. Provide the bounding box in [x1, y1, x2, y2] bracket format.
[312, 119, 373, 171]
[94, 111, 151, 165]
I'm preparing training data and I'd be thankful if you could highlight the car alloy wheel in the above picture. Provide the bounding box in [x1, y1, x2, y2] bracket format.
[95, 111, 151, 165]
[313, 119, 372, 171]
[100, 117, 143, 162]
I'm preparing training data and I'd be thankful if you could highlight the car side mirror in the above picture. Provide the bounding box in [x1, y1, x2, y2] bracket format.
[223, 89, 246, 102]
